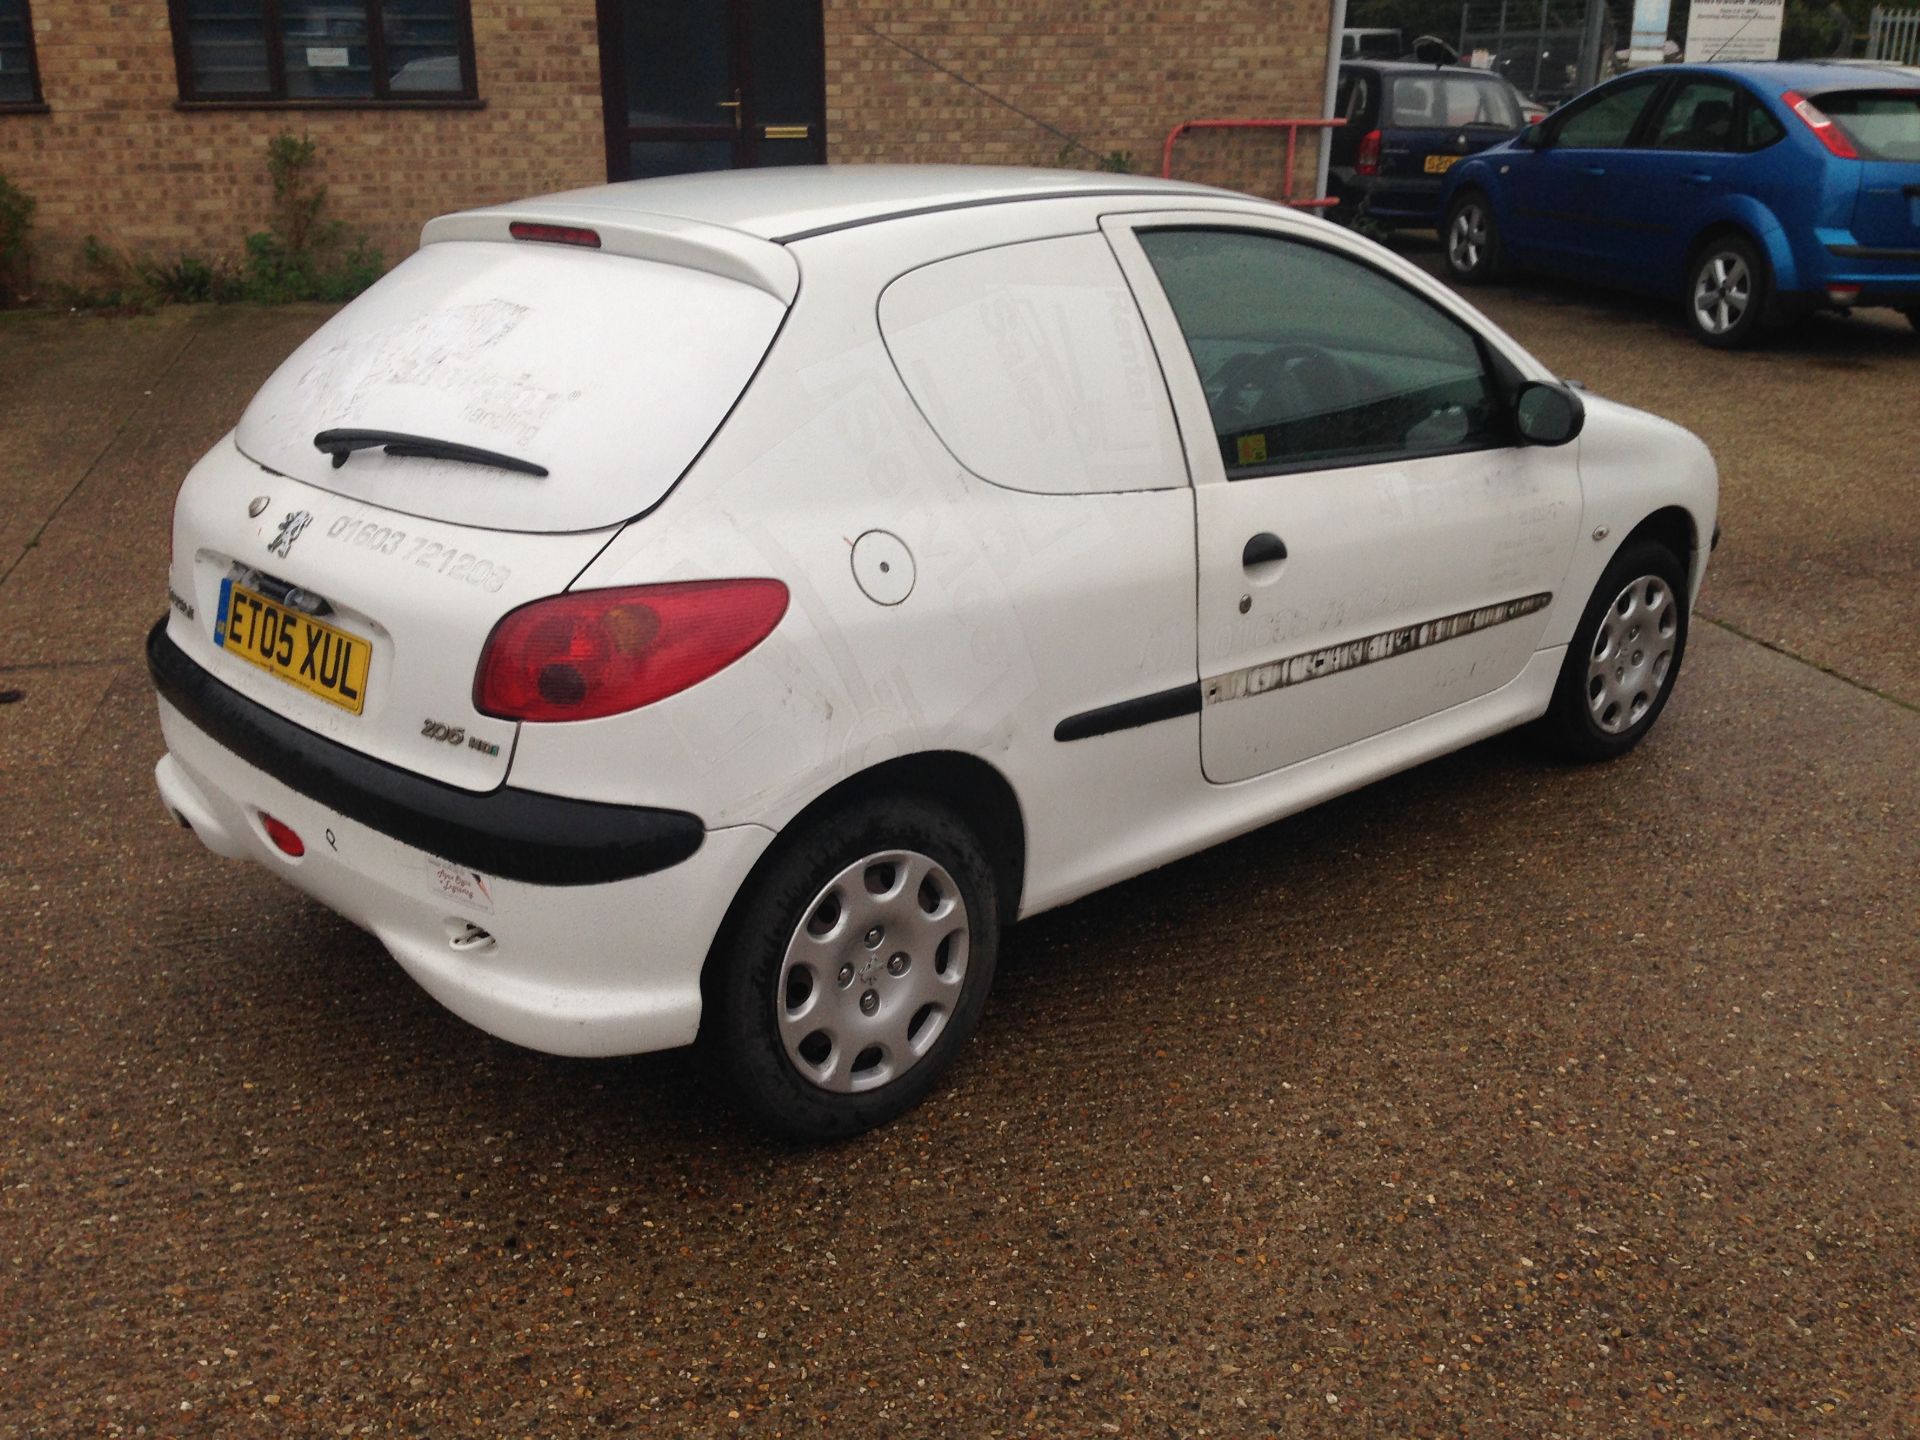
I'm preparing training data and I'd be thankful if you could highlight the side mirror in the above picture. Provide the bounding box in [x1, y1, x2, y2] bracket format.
[1514, 381, 1585, 446]
[1519, 122, 1547, 149]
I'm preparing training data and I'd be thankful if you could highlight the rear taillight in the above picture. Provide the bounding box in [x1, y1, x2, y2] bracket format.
[1525, 110, 1546, 125]
[1781, 91, 1859, 159]
[1356, 129, 1383, 176]
[473, 580, 789, 723]
[509, 221, 603, 248]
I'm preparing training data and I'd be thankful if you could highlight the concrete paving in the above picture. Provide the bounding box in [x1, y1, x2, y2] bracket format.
[1, 282, 1915, 1437]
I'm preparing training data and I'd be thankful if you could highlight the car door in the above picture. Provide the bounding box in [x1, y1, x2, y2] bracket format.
[1512, 74, 1670, 269]
[1593, 75, 1754, 290]
[1102, 215, 1583, 784]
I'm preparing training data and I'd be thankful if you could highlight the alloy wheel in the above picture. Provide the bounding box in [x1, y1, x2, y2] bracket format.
[1692, 252, 1751, 336]
[1449, 204, 1487, 274]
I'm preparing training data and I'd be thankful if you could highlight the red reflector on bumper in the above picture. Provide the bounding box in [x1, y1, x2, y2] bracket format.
[262, 813, 306, 857]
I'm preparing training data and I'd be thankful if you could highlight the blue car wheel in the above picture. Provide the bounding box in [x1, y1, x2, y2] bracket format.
[1685, 235, 1769, 349]
[1444, 191, 1503, 285]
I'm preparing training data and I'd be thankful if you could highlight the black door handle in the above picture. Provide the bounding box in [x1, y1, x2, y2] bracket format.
[1243, 532, 1288, 567]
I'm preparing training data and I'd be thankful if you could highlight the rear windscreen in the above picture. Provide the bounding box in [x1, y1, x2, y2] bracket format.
[1819, 90, 1920, 161]
[1390, 74, 1520, 129]
[233, 241, 788, 534]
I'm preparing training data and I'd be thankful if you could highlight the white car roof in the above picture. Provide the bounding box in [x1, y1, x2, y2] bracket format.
[473, 165, 1240, 244]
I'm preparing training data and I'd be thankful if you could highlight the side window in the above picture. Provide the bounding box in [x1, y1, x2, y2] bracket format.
[0, 0, 43, 109]
[1135, 229, 1508, 477]
[879, 233, 1186, 495]
[1337, 70, 1372, 126]
[1650, 79, 1741, 151]
[1552, 77, 1664, 149]
[1741, 95, 1786, 150]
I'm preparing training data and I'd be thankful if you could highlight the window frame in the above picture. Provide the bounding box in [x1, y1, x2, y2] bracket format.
[0, 0, 47, 114]
[166, 0, 482, 109]
[1130, 224, 1526, 483]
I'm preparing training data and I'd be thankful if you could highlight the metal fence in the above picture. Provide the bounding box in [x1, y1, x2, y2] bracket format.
[1457, 0, 1615, 107]
[1867, 5, 1920, 62]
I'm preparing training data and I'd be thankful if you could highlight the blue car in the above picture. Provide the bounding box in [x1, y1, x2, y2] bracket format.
[1437, 62, 1920, 346]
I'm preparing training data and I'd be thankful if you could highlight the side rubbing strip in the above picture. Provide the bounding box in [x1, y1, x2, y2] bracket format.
[1055, 683, 1203, 742]
[1205, 592, 1554, 705]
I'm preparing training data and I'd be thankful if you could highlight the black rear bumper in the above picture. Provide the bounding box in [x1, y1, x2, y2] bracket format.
[146, 618, 705, 887]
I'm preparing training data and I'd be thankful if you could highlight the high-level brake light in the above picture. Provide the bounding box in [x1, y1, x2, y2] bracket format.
[508, 222, 603, 248]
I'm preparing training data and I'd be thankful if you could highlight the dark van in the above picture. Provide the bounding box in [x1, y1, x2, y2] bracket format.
[1330, 62, 1527, 228]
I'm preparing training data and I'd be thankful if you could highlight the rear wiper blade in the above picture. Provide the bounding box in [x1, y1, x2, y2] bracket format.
[313, 428, 549, 478]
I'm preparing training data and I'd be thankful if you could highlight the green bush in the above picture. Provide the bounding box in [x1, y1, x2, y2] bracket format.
[0, 172, 34, 306]
[241, 132, 383, 303]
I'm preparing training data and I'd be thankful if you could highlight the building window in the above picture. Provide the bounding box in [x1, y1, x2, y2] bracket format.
[168, 0, 478, 105]
[0, 0, 45, 111]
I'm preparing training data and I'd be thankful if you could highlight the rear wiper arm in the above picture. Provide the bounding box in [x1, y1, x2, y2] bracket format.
[313, 429, 549, 478]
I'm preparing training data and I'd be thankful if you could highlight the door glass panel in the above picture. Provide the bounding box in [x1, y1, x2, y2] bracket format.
[628, 139, 735, 179]
[1650, 80, 1740, 151]
[1137, 229, 1505, 475]
[625, 1, 731, 127]
[1552, 78, 1661, 148]
[744, 0, 819, 123]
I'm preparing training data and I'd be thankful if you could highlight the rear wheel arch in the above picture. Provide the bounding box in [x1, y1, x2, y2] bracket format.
[703, 751, 1027, 1005]
[1684, 221, 1765, 281]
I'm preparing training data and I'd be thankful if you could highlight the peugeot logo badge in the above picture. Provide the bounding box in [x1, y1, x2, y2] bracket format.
[248, 496, 270, 518]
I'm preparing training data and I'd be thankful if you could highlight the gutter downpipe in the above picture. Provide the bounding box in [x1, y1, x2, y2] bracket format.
[1315, 0, 1350, 200]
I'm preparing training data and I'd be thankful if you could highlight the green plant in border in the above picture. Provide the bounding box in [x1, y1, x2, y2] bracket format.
[0, 172, 35, 307]
[139, 253, 243, 305]
[242, 132, 384, 303]
[1054, 142, 1136, 175]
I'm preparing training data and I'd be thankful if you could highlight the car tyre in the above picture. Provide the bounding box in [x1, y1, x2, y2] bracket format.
[1685, 235, 1768, 348]
[1543, 539, 1691, 762]
[1443, 191, 1503, 284]
[706, 794, 1000, 1141]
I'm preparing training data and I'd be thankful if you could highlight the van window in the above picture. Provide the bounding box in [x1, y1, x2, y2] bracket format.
[1389, 74, 1519, 129]
[879, 234, 1186, 495]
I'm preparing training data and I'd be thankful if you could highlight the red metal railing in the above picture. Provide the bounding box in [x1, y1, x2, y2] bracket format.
[1159, 118, 1345, 210]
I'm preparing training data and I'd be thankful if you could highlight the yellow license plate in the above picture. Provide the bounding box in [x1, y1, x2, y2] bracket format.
[1424, 154, 1461, 174]
[215, 579, 371, 714]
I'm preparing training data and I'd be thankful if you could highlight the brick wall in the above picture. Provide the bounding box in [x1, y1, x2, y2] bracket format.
[823, 1, 1335, 198]
[1, 0, 1332, 292]
[0, 0, 609, 290]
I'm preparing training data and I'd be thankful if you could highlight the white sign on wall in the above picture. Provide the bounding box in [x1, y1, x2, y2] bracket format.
[1684, 0, 1785, 62]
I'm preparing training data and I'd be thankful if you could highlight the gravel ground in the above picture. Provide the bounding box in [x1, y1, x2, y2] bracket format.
[1, 270, 1915, 1438]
